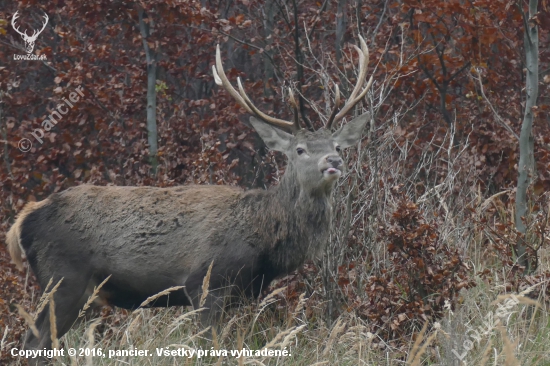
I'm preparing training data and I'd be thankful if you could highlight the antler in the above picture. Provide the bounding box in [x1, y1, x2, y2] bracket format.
[11, 11, 48, 40]
[326, 35, 374, 130]
[32, 13, 49, 39]
[212, 44, 300, 132]
[288, 88, 300, 128]
[11, 11, 26, 37]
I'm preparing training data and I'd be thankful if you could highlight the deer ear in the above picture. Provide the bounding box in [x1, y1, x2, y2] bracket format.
[331, 112, 370, 148]
[249, 116, 293, 153]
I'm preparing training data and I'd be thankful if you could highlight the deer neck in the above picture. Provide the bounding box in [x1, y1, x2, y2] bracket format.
[273, 164, 332, 210]
[258, 164, 333, 270]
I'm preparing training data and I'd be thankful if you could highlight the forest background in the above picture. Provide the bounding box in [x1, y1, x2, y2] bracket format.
[1, 0, 550, 364]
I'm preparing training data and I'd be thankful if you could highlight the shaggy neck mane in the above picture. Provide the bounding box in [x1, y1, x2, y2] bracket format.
[241, 161, 333, 272]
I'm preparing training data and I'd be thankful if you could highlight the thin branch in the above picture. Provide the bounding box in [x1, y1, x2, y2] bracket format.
[273, 0, 292, 29]
[371, 0, 388, 44]
[188, 26, 283, 81]
[292, 0, 313, 130]
[307, 0, 329, 40]
[448, 61, 471, 83]
[517, 2, 533, 46]
[430, 32, 447, 78]
[471, 69, 519, 141]
[417, 55, 442, 92]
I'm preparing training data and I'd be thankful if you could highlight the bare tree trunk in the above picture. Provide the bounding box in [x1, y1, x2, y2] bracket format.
[515, 0, 539, 273]
[334, 0, 350, 100]
[263, 0, 275, 97]
[335, 0, 347, 62]
[139, 8, 158, 175]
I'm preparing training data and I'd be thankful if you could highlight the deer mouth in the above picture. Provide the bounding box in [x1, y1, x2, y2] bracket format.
[322, 167, 342, 177]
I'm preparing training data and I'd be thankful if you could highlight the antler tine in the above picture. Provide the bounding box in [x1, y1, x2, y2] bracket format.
[11, 11, 25, 36]
[288, 88, 301, 129]
[348, 35, 369, 101]
[236, 78, 298, 132]
[212, 65, 222, 85]
[35, 13, 49, 36]
[333, 75, 373, 124]
[327, 35, 373, 130]
[213, 45, 254, 115]
[213, 44, 297, 132]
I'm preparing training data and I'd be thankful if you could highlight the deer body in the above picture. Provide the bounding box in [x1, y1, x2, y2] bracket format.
[16, 159, 333, 309]
[7, 37, 373, 364]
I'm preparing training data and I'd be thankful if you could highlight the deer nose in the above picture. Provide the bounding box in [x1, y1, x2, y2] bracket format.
[326, 156, 343, 168]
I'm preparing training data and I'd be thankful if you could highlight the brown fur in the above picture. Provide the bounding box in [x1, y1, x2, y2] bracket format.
[6, 199, 51, 270]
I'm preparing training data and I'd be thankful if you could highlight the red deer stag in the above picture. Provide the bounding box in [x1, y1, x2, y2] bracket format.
[7, 36, 373, 363]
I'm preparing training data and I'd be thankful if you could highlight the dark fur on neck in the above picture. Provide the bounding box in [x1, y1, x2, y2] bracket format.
[240, 162, 333, 273]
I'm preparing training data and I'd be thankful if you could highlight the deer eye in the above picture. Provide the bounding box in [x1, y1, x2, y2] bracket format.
[335, 146, 341, 153]
[296, 148, 305, 155]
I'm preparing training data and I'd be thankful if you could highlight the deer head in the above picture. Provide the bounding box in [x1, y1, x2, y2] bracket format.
[12, 11, 49, 54]
[212, 36, 373, 195]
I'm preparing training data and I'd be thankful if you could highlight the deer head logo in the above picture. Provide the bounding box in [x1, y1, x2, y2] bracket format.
[11, 11, 49, 54]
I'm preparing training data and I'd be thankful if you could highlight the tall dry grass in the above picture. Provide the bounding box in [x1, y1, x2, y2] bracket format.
[36, 279, 549, 365]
